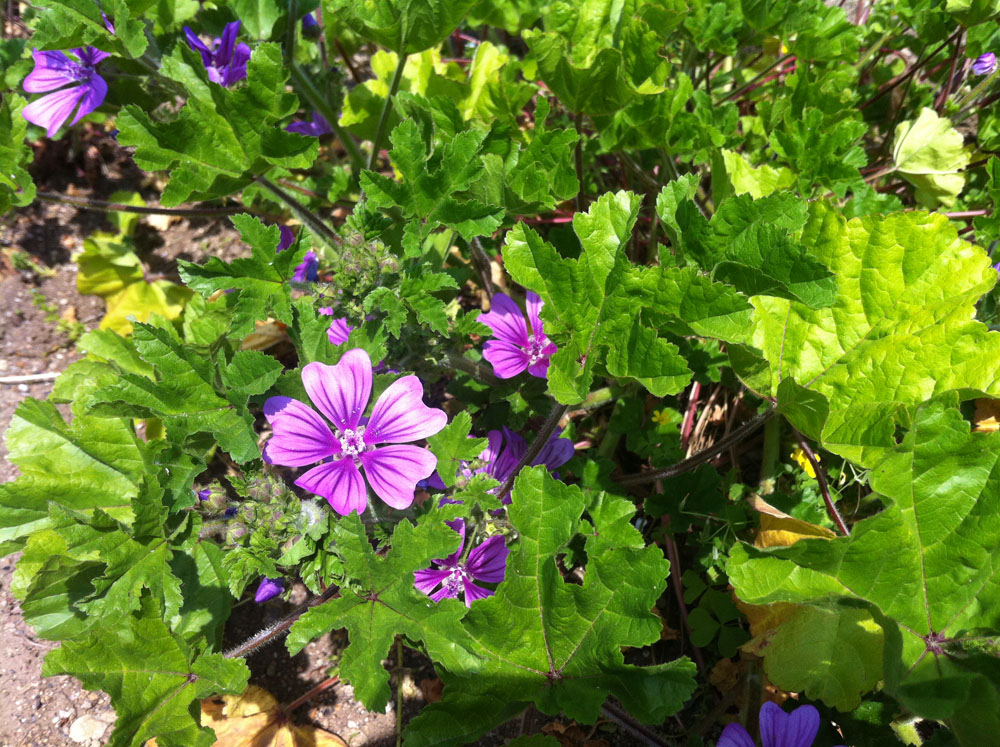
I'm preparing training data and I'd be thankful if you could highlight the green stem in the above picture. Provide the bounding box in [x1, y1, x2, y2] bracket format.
[757, 415, 782, 488]
[368, 53, 408, 171]
[288, 63, 366, 174]
[395, 638, 404, 747]
[256, 177, 342, 250]
[717, 53, 793, 104]
[854, 29, 893, 71]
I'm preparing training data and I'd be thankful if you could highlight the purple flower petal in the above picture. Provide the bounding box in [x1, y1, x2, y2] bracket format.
[479, 292, 529, 347]
[254, 577, 284, 603]
[301, 11, 318, 29]
[532, 428, 574, 471]
[76, 47, 110, 66]
[327, 318, 354, 345]
[216, 21, 241, 67]
[483, 339, 531, 379]
[23, 85, 89, 138]
[292, 250, 319, 282]
[183, 25, 214, 67]
[262, 396, 340, 466]
[759, 702, 819, 747]
[276, 225, 295, 251]
[413, 568, 452, 594]
[460, 579, 494, 605]
[973, 52, 997, 76]
[296, 459, 368, 515]
[717, 722, 756, 747]
[465, 535, 508, 583]
[23, 50, 80, 93]
[429, 583, 458, 602]
[364, 376, 448, 445]
[360, 444, 438, 509]
[286, 111, 333, 137]
[69, 71, 106, 126]
[525, 291, 545, 339]
[302, 352, 372, 432]
[225, 42, 251, 86]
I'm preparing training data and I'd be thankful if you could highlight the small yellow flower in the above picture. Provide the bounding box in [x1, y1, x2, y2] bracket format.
[790, 447, 819, 479]
[651, 409, 670, 426]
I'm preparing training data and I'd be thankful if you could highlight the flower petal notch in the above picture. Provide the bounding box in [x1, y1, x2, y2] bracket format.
[22, 47, 110, 138]
[263, 349, 447, 515]
[479, 291, 556, 379]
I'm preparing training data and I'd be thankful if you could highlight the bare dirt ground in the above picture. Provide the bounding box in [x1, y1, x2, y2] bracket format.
[0, 128, 650, 747]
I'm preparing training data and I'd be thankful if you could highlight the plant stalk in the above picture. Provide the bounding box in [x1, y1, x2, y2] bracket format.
[497, 401, 570, 500]
[369, 53, 408, 171]
[792, 429, 850, 536]
[223, 584, 339, 659]
[288, 63, 366, 174]
[256, 177, 342, 250]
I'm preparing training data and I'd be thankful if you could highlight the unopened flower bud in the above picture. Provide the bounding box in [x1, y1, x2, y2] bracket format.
[254, 577, 284, 603]
[973, 52, 997, 76]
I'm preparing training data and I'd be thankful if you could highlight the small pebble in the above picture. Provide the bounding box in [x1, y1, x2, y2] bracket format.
[17, 383, 28, 392]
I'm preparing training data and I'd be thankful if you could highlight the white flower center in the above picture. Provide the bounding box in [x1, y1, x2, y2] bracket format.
[444, 568, 466, 596]
[525, 335, 548, 365]
[337, 426, 368, 460]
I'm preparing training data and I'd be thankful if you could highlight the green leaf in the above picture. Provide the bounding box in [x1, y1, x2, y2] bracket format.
[0, 399, 142, 555]
[326, 0, 475, 54]
[728, 397, 1000, 739]
[406, 468, 696, 746]
[503, 191, 693, 402]
[892, 108, 971, 208]
[87, 323, 266, 462]
[734, 203, 1000, 459]
[717, 148, 795, 200]
[43, 614, 249, 747]
[233, 0, 283, 37]
[178, 215, 300, 338]
[0, 94, 36, 214]
[361, 118, 505, 245]
[31, 0, 148, 58]
[117, 44, 316, 205]
[286, 508, 475, 711]
[427, 411, 488, 487]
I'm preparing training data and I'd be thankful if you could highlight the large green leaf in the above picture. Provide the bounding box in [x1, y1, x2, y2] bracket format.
[0, 399, 142, 555]
[732, 203, 1000, 459]
[30, 0, 150, 58]
[728, 396, 1000, 743]
[43, 613, 249, 747]
[405, 468, 697, 746]
[325, 0, 475, 54]
[286, 508, 475, 711]
[178, 215, 304, 338]
[117, 44, 316, 205]
[87, 323, 282, 462]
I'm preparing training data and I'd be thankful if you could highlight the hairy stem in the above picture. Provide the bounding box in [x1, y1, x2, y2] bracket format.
[223, 584, 339, 659]
[718, 53, 794, 104]
[444, 352, 502, 386]
[256, 177, 342, 249]
[860, 29, 961, 111]
[498, 401, 570, 500]
[616, 407, 776, 487]
[35, 191, 272, 219]
[792, 429, 850, 537]
[369, 53, 408, 171]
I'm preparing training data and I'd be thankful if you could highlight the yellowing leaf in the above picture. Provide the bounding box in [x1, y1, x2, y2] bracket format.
[153, 685, 347, 747]
[241, 319, 290, 351]
[892, 108, 971, 207]
[973, 398, 1000, 432]
[748, 495, 836, 549]
[100, 280, 192, 335]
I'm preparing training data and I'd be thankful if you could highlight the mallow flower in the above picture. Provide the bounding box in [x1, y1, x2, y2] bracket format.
[22, 47, 110, 138]
[184, 21, 250, 87]
[973, 52, 997, 76]
[254, 577, 284, 603]
[414, 519, 508, 606]
[263, 349, 447, 515]
[479, 426, 573, 503]
[718, 702, 844, 747]
[273, 227, 319, 282]
[286, 111, 333, 137]
[479, 292, 556, 379]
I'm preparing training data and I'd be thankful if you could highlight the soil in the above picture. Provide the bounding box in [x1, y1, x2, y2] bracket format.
[0, 128, 659, 747]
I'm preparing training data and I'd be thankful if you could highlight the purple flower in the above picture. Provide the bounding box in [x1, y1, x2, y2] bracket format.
[254, 577, 284, 603]
[718, 702, 844, 747]
[22, 47, 109, 138]
[973, 52, 997, 76]
[327, 318, 354, 345]
[277, 225, 295, 251]
[414, 519, 508, 606]
[479, 292, 556, 379]
[196, 488, 211, 501]
[263, 348, 447, 515]
[286, 110, 333, 137]
[301, 12, 318, 29]
[184, 21, 250, 87]
[479, 426, 573, 503]
[292, 250, 319, 283]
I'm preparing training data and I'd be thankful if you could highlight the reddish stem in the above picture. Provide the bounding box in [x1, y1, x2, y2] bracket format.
[680, 381, 702, 453]
[283, 676, 340, 714]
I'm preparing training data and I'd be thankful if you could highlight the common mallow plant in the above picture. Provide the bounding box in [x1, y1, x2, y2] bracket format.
[414, 519, 509, 605]
[263, 349, 447, 515]
[22, 47, 109, 137]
